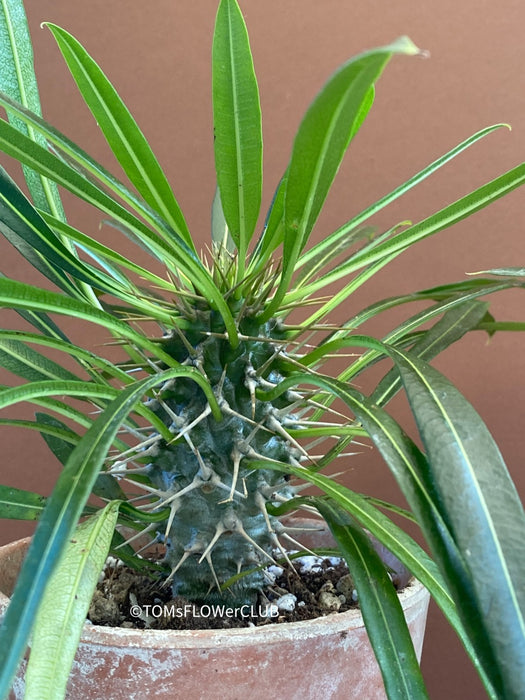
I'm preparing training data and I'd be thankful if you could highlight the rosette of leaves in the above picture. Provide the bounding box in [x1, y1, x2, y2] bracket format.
[0, 1, 523, 699]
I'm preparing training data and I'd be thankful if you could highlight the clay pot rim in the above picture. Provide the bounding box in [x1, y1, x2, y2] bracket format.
[0, 536, 429, 651]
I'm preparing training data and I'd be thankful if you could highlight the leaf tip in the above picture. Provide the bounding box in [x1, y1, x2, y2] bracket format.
[388, 36, 429, 59]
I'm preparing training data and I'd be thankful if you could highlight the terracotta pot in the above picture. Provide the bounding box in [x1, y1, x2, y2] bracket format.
[0, 522, 430, 700]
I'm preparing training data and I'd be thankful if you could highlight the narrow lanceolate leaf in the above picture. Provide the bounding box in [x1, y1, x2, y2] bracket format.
[0, 418, 80, 451]
[346, 164, 525, 275]
[0, 0, 64, 218]
[0, 329, 132, 384]
[24, 502, 121, 700]
[0, 368, 221, 698]
[296, 124, 510, 271]
[36, 413, 126, 502]
[260, 37, 421, 321]
[0, 120, 239, 343]
[299, 484, 492, 687]
[315, 500, 429, 700]
[256, 365, 507, 695]
[391, 350, 525, 699]
[0, 277, 177, 361]
[0, 337, 81, 383]
[0, 164, 131, 299]
[0, 484, 45, 520]
[44, 23, 192, 250]
[370, 300, 489, 406]
[213, 0, 262, 274]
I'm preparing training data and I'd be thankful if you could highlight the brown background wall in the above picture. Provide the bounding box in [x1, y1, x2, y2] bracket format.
[1, 1, 524, 698]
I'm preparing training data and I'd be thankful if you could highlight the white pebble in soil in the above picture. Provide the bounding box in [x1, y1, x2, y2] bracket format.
[275, 593, 297, 612]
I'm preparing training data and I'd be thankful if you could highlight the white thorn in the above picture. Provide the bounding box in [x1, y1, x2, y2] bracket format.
[169, 405, 212, 444]
[114, 523, 157, 550]
[164, 551, 191, 586]
[109, 434, 162, 463]
[266, 414, 316, 465]
[204, 552, 222, 592]
[198, 522, 226, 563]
[218, 447, 242, 504]
[164, 501, 180, 540]
[281, 532, 318, 556]
[153, 475, 204, 510]
[233, 518, 276, 565]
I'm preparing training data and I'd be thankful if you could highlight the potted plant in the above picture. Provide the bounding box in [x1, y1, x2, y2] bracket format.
[0, 0, 523, 697]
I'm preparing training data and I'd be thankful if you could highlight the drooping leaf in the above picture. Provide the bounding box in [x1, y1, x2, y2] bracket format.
[315, 500, 429, 700]
[256, 362, 511, 695]
[370, 300, 489, 406]
[0, 277, 177, 361]
[24, 502, 121, 700]
[0, 367, 221, 696]
[0, 337, 81, 383]
[36, 412, 126, 501]
[391, 350, 525, 699]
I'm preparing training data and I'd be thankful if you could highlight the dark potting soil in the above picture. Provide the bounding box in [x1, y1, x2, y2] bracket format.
[87, 553, 368, 631]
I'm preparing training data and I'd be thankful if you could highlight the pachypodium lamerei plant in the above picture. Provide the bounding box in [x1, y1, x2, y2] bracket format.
[0, 1, 524, 699]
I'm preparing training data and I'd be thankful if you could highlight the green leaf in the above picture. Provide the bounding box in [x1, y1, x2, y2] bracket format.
[0, 0, 64, 218]
[261, 37, 421, 320]
[291, 484, 494, 694]
[370, 300, 489, 406]
[284, 162, 525, 313]
[36, 412, 126, 502]
[294, 225, 376, 289]
[24, 502, 120, 700]
[0, 88, 192, 256]
[45, 23, 192, 250]
[0, 277, 178, 363]
[0, 367, 220, 696]
[0, 484, 45, 520]
[392, 351, 525, 699]
[0, 379, 174, 443]
[0, 417, 80, 451]
[346, 164, 525, 275]
[256, 363, 508, 695]
[0, 166, 190, 321]
[213, 0, 262, 275]
[40, 210, 180, 294]
[296, 124, 510, 272]
[315, 500, 429, 700]
[298, 337, 525, 697]
[0, 108, 238, 343]
[0, 336, 81, 383]
[0, 329, 133, 384]
[477, 320, 525, 332]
